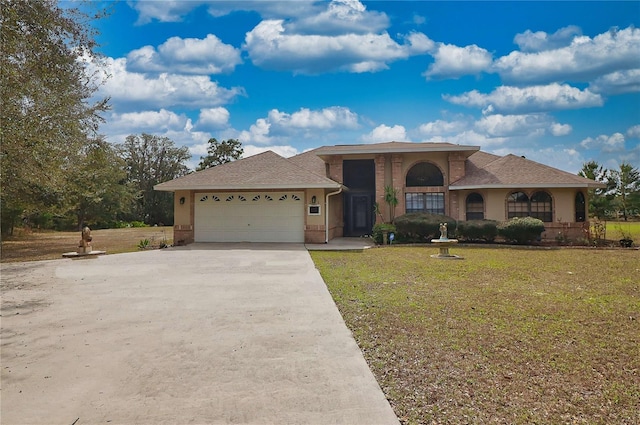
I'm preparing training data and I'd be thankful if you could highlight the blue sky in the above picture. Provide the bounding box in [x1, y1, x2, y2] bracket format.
[88, 1, 640, 173]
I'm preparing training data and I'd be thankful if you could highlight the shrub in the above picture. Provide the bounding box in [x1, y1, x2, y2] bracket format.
[372, 223, 396, 245]
[394, 213, 457, 243]
[456, 220, 498, 242]
[497, 217, 545, 244]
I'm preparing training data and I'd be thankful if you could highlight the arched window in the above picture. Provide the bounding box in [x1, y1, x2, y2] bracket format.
[530, 191, 552, 222]
[507, 192, 529, 219]
[575, 192, 586, 222]
[406, 162, 444, 187]
[466, 193, 484, 220]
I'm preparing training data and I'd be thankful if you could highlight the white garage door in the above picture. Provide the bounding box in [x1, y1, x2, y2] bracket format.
[194, 192, 305, 242]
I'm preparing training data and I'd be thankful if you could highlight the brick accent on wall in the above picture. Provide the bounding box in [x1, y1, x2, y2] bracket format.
[304, 224, 326, 243]
[448, 153, 466, 183]
[375, 154, 386, 223]
[391, 154, 404, 217]
[329, 156, 343, 184]
[174, 225, 194, 245]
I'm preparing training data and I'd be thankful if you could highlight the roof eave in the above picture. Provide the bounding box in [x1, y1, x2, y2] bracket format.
[316, 145, 480, 159]
[449, 182, 607, 190]
[154, 182, 342, 192]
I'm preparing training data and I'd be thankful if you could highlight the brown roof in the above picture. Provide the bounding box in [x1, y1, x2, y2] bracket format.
[288, 148, 328, 177]
[315, 141, 479, 157]
[155, 150, 340, 191]
[450, 154, 606, 189]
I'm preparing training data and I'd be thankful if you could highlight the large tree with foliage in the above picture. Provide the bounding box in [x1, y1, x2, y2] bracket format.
[578, 161, 616, 220]
[0, 0, 109, 236]
[610, 162, 640, 221]
[196, 138, 243, 171]
[63, 137, 136, 229]
[120, 134, 191, 225]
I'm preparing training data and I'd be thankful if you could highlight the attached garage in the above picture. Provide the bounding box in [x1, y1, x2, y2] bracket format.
[154, 151, 342, 244]
[194, 192, 305, 242]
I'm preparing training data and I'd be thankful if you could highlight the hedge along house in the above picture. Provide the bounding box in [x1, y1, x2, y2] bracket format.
[154, 141, 605, 244]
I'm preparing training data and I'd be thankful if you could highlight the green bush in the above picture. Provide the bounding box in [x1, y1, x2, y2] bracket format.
[497, 217, 545, 244]
[394, 213, 457, 243]
[372, 223, 396, 245]
[456, 220, 498, 242]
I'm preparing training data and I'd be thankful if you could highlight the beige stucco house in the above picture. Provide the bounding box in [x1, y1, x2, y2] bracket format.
[154, 142, 604, 244]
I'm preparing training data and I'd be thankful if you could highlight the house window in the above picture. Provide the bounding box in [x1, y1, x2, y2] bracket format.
[406, 162, 444, 187]
[530, 191, 552, 222]
[466, 193, 484, 220]
[405, 193, 445, 214]
[575, 192, 586, 222]
[507, 192, 530, 218]
[507, 191, 553, 222]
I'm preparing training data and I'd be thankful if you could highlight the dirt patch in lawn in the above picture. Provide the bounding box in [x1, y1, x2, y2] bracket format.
[1, 227, 173, 263]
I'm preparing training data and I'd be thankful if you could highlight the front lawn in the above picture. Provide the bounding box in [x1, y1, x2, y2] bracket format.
[311, 247, 639, 424]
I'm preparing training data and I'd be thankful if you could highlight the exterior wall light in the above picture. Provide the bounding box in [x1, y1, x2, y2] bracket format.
[311, 195, 317, 204]
[179, 197, 185, 205]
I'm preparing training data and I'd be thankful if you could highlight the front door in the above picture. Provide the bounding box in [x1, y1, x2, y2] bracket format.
[345, 193, 373, 236]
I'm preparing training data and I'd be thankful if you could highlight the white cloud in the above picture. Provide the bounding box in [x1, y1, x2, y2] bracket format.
[550, 122, 572, 136]
[627, 124, 640, 139]
[244, 19, 431, 74]
[580, 133, 626, 152]
[419, 130, 508, 147]
[514, 25, 582, 52]
[361, 124, 408, 143]
[235, 106, 360, 144]
[494, 26, 640, 84]
[237, 118, 273, 145]
[131, 1, 205, 24]
[424, 43, 492, 79]
[90, 56, 243, 110]
[106, 109, 188, 132]
[197, 107, 230, 130]
[589, 69, 640, 95]
[417, 119, 469, 137]
[474, 114, 552, 137]
[268, 107, 359, 130]
[288, 0, 389, 35]
[444, 83, 603, 114]
[127, 35, 242, 74]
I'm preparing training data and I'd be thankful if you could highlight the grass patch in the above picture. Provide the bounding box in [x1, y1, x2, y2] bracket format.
[311, 247, 640, 424]
[1, 227, 173, 262]
[606, 221, 640, 243]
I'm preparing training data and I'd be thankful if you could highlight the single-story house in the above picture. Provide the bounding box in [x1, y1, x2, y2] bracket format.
[154, 141, 605, 244]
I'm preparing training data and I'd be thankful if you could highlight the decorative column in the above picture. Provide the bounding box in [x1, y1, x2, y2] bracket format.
[391, 154, 404, 218]
[374, 154, 386, 223]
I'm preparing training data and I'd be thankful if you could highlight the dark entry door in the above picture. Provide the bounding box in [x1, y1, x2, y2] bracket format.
[345, 193, 373, 236]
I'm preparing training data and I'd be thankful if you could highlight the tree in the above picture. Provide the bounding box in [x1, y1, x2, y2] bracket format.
[0, 0, 110, 236]
[610, 162, 640, 221]
[384, 185, 399, 223]
[578, 161, 615, 220]
[120, 134, 191, 225]
[196, 138, 243, 171]
[63, 137, 136, 229]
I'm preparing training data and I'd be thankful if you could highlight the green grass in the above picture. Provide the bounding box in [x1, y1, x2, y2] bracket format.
[606, 221, 640, 243]
[311, 247, 640, 424]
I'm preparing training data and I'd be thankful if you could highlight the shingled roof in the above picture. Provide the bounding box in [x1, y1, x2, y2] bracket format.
[155, 150, 340, 191]
[450, 154, 606, 189]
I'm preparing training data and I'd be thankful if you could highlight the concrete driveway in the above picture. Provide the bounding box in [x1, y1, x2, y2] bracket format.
[1, 244, 399, 425]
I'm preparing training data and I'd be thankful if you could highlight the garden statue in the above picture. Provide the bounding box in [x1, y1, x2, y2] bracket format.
[78, 226, 93, 253]
[439, 223, 448, 240]
[62, 225, 105, 258]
